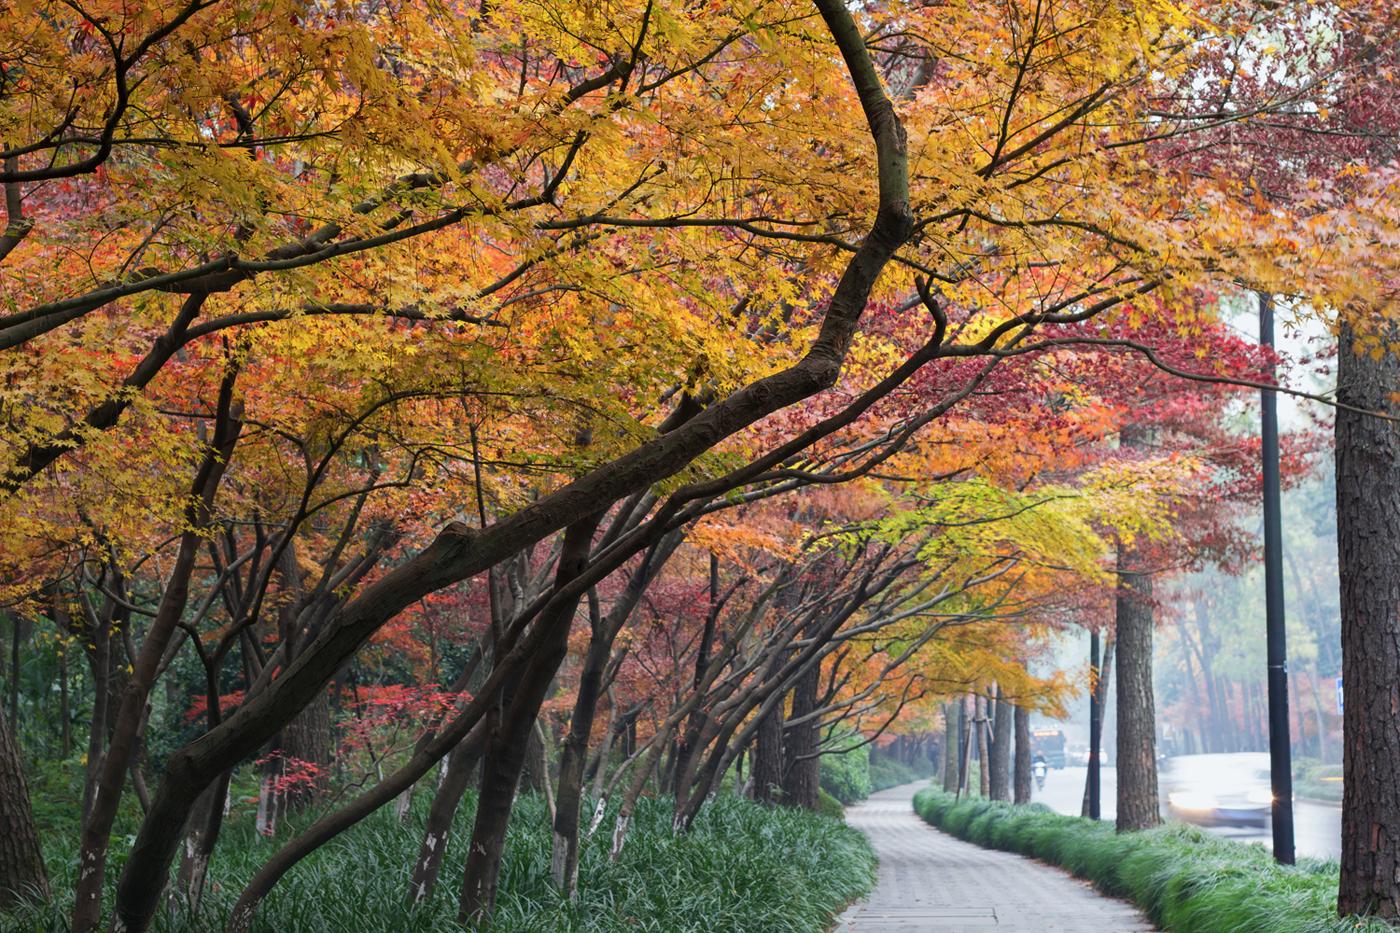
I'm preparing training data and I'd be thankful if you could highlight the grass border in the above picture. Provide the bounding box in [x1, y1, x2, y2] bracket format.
[911, 787, 1389, 933]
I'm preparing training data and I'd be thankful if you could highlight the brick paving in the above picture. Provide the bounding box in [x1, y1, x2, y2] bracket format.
[835, 782, 1156, 932]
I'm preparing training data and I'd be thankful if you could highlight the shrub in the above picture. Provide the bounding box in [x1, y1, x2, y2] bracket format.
[911, 788, 1391, 933]
[819, 740, 872, 804]
[817, 788, 846, 819]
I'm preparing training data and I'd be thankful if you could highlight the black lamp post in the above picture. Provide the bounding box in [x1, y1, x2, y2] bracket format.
[1260, 291, 1296, 865]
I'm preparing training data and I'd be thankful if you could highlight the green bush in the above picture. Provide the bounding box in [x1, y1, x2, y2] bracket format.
[819, 741, 872, 804]
[817, 788, 846, 819]
[4, 792, 876, 933]
[911, 788, 1390, 933]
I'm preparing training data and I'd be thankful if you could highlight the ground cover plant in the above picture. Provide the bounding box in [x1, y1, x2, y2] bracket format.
[2, 792, 873, 933]
[912, 788, 1389, 933]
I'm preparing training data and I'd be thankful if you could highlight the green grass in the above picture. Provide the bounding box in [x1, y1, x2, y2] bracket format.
[3, 792, 875, 932]
[912, 787, 1391, 933]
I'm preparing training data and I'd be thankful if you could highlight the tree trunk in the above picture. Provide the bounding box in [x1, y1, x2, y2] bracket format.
[751, 703, 784, 804]
[976, 694, 990, 797]
[781, 664, 820, 810]
[1335, 324, 1400, 919]
[956, 696, 970, 795]
[408, 727, 484, 904]
[550, 623, 612, 897]
[173, 771, 230, 912]
[1115, 540, 1160, 833]
[989, 685, 1011, 801]
[942, 703, 958, 792]
[1013, 704, 1031, 804]
[0, 704, 48, 909]
[281, 689, 333, 810]
[458, 516, 598, 926]
[72, 391, 240, 933]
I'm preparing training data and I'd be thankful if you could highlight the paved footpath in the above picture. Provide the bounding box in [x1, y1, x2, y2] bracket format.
[835, 782, 1155, 932]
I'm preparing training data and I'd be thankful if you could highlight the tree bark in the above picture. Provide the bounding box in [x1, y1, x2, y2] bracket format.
[976, 693, 990, 797]
[1115, 538, 1160, 833]
[281, 688, 333, 810]
[1335, 324, 1400, 919]
[407, 726, 484, 904]
[989, 685, 1011, 801]
[751, 703, 784, 804]
[942, 703, 959, 792]
[1013, 703, 1031, 804]
[781, 665, 820, 810]
[458, 516, 599, 926]
[0, 703, 47, 909]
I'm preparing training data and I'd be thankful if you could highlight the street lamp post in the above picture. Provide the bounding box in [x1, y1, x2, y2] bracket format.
[1260, 291, 1296, 865]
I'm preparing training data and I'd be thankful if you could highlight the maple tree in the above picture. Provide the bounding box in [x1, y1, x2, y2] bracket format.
[2, 0, 1398, 928]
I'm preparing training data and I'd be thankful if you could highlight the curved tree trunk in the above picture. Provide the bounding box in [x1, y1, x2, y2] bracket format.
[0, 704, 47, 909]
[408, 726, 484, 904]
[1336, 324, 1400, 919]
[457, 516, 599, 926]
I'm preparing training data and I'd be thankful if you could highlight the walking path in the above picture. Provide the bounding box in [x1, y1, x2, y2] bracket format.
[836, 782, 1155, 932]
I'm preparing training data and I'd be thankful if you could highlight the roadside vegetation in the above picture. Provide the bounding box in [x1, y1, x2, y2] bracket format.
[3, 792, 874, 933]
[912, 788, 1389, 933]
[819, 744, 937, 805]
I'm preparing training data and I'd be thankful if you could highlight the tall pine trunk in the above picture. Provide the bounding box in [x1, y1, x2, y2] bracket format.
[1013, 704, 1031, 804]
[0, 704, 47, 909]
[942, 703, 959, 792]
[989, 686, 1011, 801]
[1335, 325, 1400, 918]
[1115, 541, 1160, 832]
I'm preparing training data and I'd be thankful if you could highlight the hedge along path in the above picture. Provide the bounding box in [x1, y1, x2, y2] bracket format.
[837, 782, 1154, 932]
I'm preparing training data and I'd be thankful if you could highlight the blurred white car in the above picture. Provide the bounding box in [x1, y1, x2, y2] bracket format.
[1159, 753, 1274, 829]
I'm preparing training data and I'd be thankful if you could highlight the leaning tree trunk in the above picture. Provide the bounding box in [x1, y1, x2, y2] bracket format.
[408, 725, 485, 904]
[1336, 324, 1400, 919]
[1013, 704, 1032, 804]
[751, 704, 784, 804]
[458, 516, 598, 926]
[550, 622, 613, 897]
[781, 664, 820, 810]
[0, 704, 48, 909]
[1115, 537, 1160, 832]
[989, 685, 1011, 801]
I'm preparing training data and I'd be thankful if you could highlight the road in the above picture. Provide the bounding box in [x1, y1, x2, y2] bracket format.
[1034, 765, 1342, 861]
